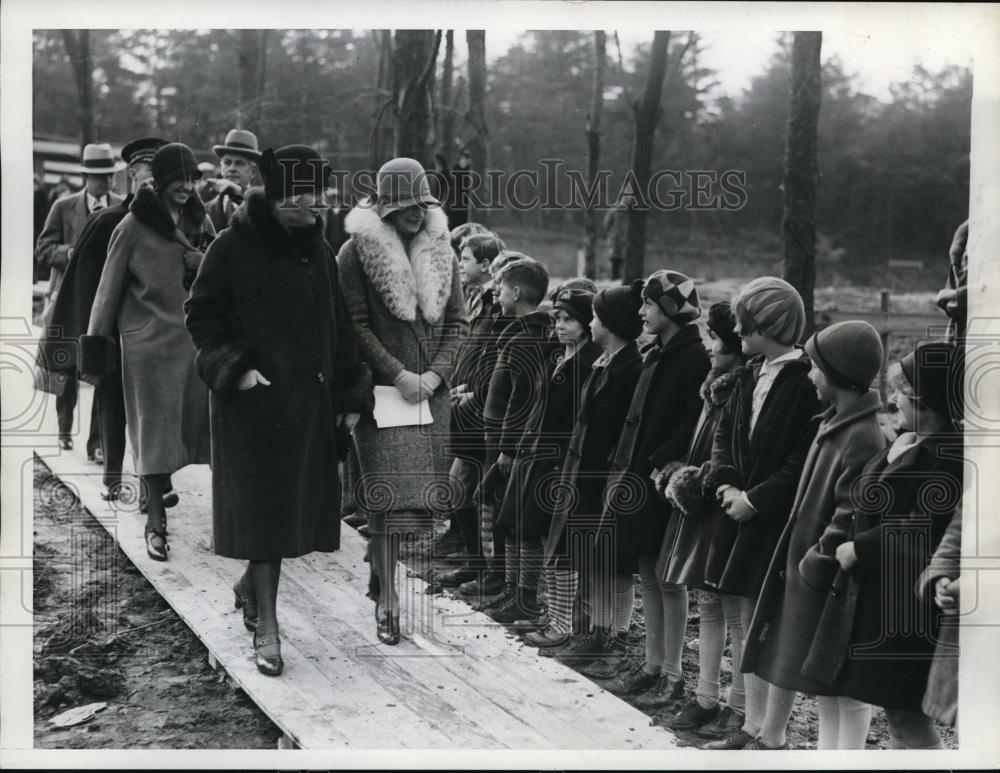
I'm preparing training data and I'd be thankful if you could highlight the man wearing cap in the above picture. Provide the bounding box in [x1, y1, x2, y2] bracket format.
[206, 128, 261, 232]
[51, 137, 167, 497]
[35, 142, 124, 451]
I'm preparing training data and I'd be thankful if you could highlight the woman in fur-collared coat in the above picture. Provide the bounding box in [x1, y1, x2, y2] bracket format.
[83, 143, 213, 563]
[337, 157, 468, 644]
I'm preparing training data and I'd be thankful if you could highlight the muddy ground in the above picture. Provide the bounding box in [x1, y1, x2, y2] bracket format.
[34, 455, 955, 750]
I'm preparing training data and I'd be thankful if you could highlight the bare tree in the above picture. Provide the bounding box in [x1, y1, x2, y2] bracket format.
[61, 30, 94, 150]
[582, 30, 607, 279]
[439, 30, 457, 157]
[369, 30, 395, 170]
[392, 30, 441, 164]
[781, 31, 823, 338]
[236, 30, 268, 129]
[465, 30, 489, 223]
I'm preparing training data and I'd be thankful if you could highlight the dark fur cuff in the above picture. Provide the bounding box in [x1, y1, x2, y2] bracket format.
[666, 463, 710, 517]
[79, 335, 116, 377]
[194, 341, 253, 395]
[702, 463, 738, 500]
[654, 460, 687, 502]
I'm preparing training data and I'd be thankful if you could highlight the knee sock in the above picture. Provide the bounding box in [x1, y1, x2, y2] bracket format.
[590, 570, 613, 633]
[658, 579, 688, 682]
[611, 574, 634, 638]
[638, 558, 664, 671]
[817, 696, 840, 750]
[695, 592, 725, 709]
[838, 697, 873, 749]
[504, 536, 518, 586]
[547, 567, 578, 635]
[739, 596, 766, 737]
[721, 594, 746, 712]
[758, 684, 796, 748]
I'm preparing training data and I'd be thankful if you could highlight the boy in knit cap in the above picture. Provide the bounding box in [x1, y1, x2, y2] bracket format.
[702, 276, 823, 750]
[739, 320, 886, 749]
[596, 270, 710, 701]
[535, 281, 645, 652]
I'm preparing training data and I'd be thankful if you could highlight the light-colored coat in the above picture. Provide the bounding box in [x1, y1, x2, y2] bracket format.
[86, 184, 213, 475]
[35, 189, 123, 325]
[337, 205, 468, 513]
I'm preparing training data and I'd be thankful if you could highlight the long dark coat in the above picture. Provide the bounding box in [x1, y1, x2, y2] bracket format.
[498, 339, 602, 540]
[603, 325, 709, 567]
[741, 391, 886, 693]
[184, 190, 372, 560]
[654, 366, 745, 588]
[544, 341, 643, 569]
[337, 205, 468, 515]
[810, 433, 965, 709]
[84, 184, 213, 475]
[703, 353, 822, 598]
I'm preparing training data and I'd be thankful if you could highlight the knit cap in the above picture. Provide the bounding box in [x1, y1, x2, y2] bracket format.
[805, 320, 884, 391]
[733, 276, 806, 345]
[151, 143, 202, 188]
[552, 288, 595, 328]
[642, 270, 701, 323]
[706, 301, 741, 355]
[899, 341, 964, 420]
[593, 280, 644, 340]
[260, 144, 330, 201]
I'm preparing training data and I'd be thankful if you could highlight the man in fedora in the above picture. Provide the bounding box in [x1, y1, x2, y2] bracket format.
[35, 142, 124, 452]
[206, 128, 261, 232]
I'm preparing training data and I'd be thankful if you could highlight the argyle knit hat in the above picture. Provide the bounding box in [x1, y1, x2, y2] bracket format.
[899, 341, 964, 420]
[642, 270, 701, 324]
[733, 276, 806, 345]
[260, 145, 330, 201]
[706, 301, 742, 355]
[553, 288, 595, 328]
[151, 143, 202, 188]
[805, 320, 884, 391]
[593, 280, 644, 340]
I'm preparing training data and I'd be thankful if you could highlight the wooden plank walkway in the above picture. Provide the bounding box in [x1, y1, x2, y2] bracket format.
[35, 373, 679, 750]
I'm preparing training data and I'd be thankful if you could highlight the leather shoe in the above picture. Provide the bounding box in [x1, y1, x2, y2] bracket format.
[144, 525, 169, 561]
[662, 699, 721, 731]
[602, 663, 660, 696]
[741, 737, 788, 750]
[233, 582, 259, 632]
[140, 491, 180, 514]
[342, 512, 366, 528]
[459, 573, 507, 596]
[253, 631, 284, 676]
[695, 705, 745, 739]
[701, 728, 755, 750]
[357, 524, 371, 539]
[58, 437, 74, 451]
[634, 674, 685, 710]
[435, 566, 478, 587]
[376, 602, 400, 645]
[523, 626, 572, 648]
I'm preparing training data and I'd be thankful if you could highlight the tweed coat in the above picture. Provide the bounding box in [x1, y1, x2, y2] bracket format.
[337, 205, 469, 515]
[703, 353, 822, 598]
[918, 505, 962, 726]
[741, 390, 886, 693]
[36, 189, 123, 327]
[653, 365, 745, 588]
[544, 341, 643, 569]
[184, 190, 371, 560]
[602, 325, 710, 565]
[83, 184, 213, 475]
[810, 433, 964, 709]
[498, 339, 602, 540]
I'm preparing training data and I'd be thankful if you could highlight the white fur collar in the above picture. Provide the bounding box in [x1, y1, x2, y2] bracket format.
[344, 206, 454, 323]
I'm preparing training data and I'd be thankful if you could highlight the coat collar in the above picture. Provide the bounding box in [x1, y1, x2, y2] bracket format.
[640, 323, 703, 362]
[130, 181, 209, 243]
[344, 204, 453, 323]
[231, 188, 326, 258]
[880, 430, 963, 475]
[555, 338, 602, 378]
[814, 390, 882, 440]
[497, 310, 552, 348]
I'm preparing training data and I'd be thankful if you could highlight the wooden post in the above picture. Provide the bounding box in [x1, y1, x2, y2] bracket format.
[878, 289, 890, 401]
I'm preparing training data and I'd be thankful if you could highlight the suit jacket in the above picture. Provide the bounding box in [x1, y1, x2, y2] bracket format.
[206, 190, 242, 233]
[35, 190, 123, 325]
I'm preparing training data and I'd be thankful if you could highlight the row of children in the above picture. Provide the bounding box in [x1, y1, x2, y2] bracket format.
[430, 220, 964, 750]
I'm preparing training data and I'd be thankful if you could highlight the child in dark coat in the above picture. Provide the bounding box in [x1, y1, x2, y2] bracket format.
[599, 271, 710, 702]
[701, 276, 822, 750]
[741, 320, 887, 749]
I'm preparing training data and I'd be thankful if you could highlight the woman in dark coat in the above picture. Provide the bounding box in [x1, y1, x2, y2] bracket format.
[817, 343, 965, 749]
[82, 143, 213, 564]
[337, 157, 468, 645]
[491, 288, 601, 623]
[185, 145, 371, 676]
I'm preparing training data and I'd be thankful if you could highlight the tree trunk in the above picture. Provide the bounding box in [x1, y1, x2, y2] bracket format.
[439, 30, 456, 158]
[236, 30, 268, 128]
[623, 31, 670, 282]
[583, 30, 607, 279]
[369, 30, 395, 170]
[61, 30, 94, 151]
[465, 30, 489, 224]
[392, 30, 440, 165]
[781, 31, 822, 339]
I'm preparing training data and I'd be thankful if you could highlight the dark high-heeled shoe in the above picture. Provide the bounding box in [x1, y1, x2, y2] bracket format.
[253, 631, 283, 676]
[144, 525, 168, 561]
[140, 491, 179, 514]
[233, 582, 259, 632]
[375, 602, 400, 645]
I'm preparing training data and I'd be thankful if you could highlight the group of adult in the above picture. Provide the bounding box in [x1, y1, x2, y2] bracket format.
[36, 132, 467, 676]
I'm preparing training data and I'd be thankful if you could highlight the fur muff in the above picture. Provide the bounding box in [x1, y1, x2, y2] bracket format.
[343, 205, 454, 323]
[653, 459, 687, 502]
[702, 462, 738, 500]
[79, 334, 116, 377]
[666, 461, 712, 517]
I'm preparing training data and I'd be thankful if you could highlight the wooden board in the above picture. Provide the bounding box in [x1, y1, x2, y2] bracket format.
[34, 375, 679, 751]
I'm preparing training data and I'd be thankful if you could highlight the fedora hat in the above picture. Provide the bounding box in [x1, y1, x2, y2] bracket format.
[212, 129, 262, 161]
[373, 157, 440, 219]
[75, 143, 126, 175]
